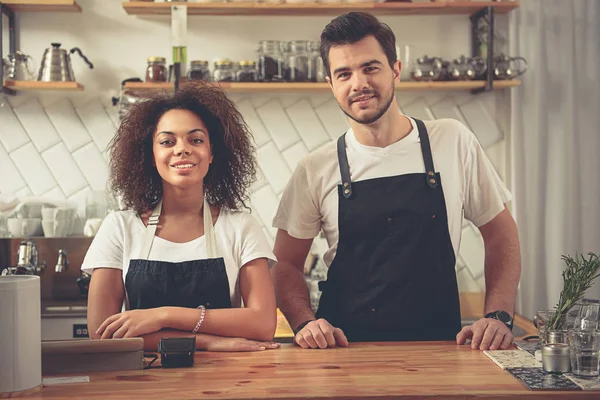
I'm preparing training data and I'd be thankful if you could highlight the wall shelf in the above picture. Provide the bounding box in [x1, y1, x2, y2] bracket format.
[123, 80, 520, 96]
[2, 0, 81, 13]
[122, 1, 519, 16]
[3, 80, 84, 91]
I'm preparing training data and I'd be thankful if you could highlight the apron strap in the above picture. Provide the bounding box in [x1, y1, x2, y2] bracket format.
[414, 118, 438, 189]
[336, 117, 439, 196]
[337, 134, 352, 199]
[138, 198, 218, 260]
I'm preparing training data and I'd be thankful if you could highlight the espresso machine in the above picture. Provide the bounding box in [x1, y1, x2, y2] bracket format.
[0, 237, 93, 340]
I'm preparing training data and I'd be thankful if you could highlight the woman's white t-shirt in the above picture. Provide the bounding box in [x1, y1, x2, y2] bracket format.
[273, 117, 511, 267]
[81, 208, 276, 307]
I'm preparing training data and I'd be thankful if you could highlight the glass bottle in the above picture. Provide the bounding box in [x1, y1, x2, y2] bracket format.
[257, 40, 284, 82]
[213, 59, 235, 82]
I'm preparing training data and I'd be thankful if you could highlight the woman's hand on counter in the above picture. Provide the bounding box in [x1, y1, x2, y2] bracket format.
[204, 336, 281, 352]
[97, 309, 165, 339]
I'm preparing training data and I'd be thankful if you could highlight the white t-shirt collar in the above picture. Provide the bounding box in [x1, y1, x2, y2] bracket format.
[345, 115, 420, 156]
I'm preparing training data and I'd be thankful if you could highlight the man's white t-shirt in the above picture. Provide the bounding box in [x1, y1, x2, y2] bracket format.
[81, 208, 276, 307]
[273, 117, 511, 267]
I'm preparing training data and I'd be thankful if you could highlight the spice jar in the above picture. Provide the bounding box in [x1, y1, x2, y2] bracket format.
[213, 59, 235, 82]
[257, 40, 284, 82]
[188, 60, 211, 81]
[287, 40, 311, 82]
[542, 343, 571, 373]
[236, 60, 258, 82]
[145, 57, 167, 82]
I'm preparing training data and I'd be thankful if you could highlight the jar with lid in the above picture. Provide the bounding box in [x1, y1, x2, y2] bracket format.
[188, 60, 211, 81]
[145, 57, 167, 82]
[309, 41, 325, 82]
[213, 59, 235, 82]
[280, 41, 290, 82]
[257, 40, 284, 82]
[287, 40, 311, 82]
[236, 60, 258, 82]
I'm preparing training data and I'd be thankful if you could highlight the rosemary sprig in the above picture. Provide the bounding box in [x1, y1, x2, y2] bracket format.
[549, 252, 600, 330]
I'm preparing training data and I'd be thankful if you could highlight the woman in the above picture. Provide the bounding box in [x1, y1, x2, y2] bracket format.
[82, 81, 279, 352]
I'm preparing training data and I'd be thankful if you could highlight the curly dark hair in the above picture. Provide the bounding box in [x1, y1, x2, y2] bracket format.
[108, 81, 257, 215]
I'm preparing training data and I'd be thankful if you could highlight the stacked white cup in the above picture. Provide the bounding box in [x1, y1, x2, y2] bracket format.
[41, 207, 75, 238]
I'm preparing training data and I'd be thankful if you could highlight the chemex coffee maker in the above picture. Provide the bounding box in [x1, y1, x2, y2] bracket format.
[1, 240, 46, 276]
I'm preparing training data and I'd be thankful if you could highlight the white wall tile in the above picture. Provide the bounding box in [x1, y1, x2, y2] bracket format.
[72, 143, 109, 191]
[429, 97, 468, 125]
[458, 224, 485, 280]
[456, 267, 482, 292]
[15, 187, 32, 197]
[10, 143, 57, 195]
[257, 142, 292, 195]
[76, 100, 116, 152]
[0, 144, 26, 195]
[104, 105, 120, 129]
[68, 186, 93, 219]
[309, 93, 333, 108]
[41, 143, 88, 197]
[315, 99, 349, 141]
[282, 141, 308, 172]
[256, 100, 300, 151]
[286, 100, 329, 151]
[41, 186, 67, 202]
[401, 98, 435, 121]
[250, 185, 279, 238]
[45, 99, 93, 152]
[251, 166, 268, 193]
[13, 99, 61, 152]
[236, 100, 271, 147]
[0, 105, 29, 152]
[459, 99, 504, 149]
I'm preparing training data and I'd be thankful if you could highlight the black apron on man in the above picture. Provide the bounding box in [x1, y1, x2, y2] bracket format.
[125, 198, 232, 311]
[316, 118, 461, 342]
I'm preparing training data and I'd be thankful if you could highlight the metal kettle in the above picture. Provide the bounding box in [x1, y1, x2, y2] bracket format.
[37, 43, 93, 82]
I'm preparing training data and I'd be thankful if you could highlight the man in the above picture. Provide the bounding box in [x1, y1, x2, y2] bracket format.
[271, 12, 521, 350]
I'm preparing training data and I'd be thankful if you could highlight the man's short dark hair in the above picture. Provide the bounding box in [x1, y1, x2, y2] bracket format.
[320, 12, 397, 79]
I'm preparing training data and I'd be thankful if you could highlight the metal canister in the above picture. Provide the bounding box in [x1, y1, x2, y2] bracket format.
[542, 343, 571, 373]
[546, 330, 568, 344]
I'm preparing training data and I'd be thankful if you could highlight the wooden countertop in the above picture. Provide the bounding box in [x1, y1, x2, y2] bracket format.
[19, 342, 597, 399]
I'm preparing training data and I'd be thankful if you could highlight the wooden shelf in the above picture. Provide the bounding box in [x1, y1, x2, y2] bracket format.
[2, 0, 81, 13]
[3, 80, 84, 91]
[122, 1, 519, 17]
[123, 80, 520, 96]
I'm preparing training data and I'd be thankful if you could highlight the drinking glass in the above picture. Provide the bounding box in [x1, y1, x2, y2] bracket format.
[568, 329, 600, 377]
[573, 299, 600, 331]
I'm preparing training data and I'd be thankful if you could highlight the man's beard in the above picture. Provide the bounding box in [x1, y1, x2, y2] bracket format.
[340, 81, 395, 125]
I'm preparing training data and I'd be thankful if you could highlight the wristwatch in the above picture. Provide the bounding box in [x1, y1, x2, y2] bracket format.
[485, 310, 513, 331]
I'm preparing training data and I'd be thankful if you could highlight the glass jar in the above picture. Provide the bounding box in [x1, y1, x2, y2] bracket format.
[236, 60, 258, 82]
[309, 41, 326, 82]
[280, 41, 290, 82]
[213, 59, 235, 82]
[145, 57, 167, 82]
[188, 60, 211, 81]
[257, 40, 284, 82]
[287, 40, 311, 82]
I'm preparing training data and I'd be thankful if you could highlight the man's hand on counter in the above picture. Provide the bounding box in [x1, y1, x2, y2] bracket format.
[96, 309, 163, 339]
[456, 318, 514, 350]
[294, 318, 349, 349]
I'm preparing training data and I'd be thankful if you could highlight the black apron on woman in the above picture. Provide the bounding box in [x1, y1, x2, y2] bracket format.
[125, 198, 232, 311]
[316, 118, 461, 342]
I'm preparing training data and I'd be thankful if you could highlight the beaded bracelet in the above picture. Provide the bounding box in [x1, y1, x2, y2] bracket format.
[192, 305, 206, 334]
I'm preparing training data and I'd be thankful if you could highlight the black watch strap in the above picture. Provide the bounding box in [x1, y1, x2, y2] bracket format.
[485, 311, 514, 331]
[293, 319, 315, 335]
